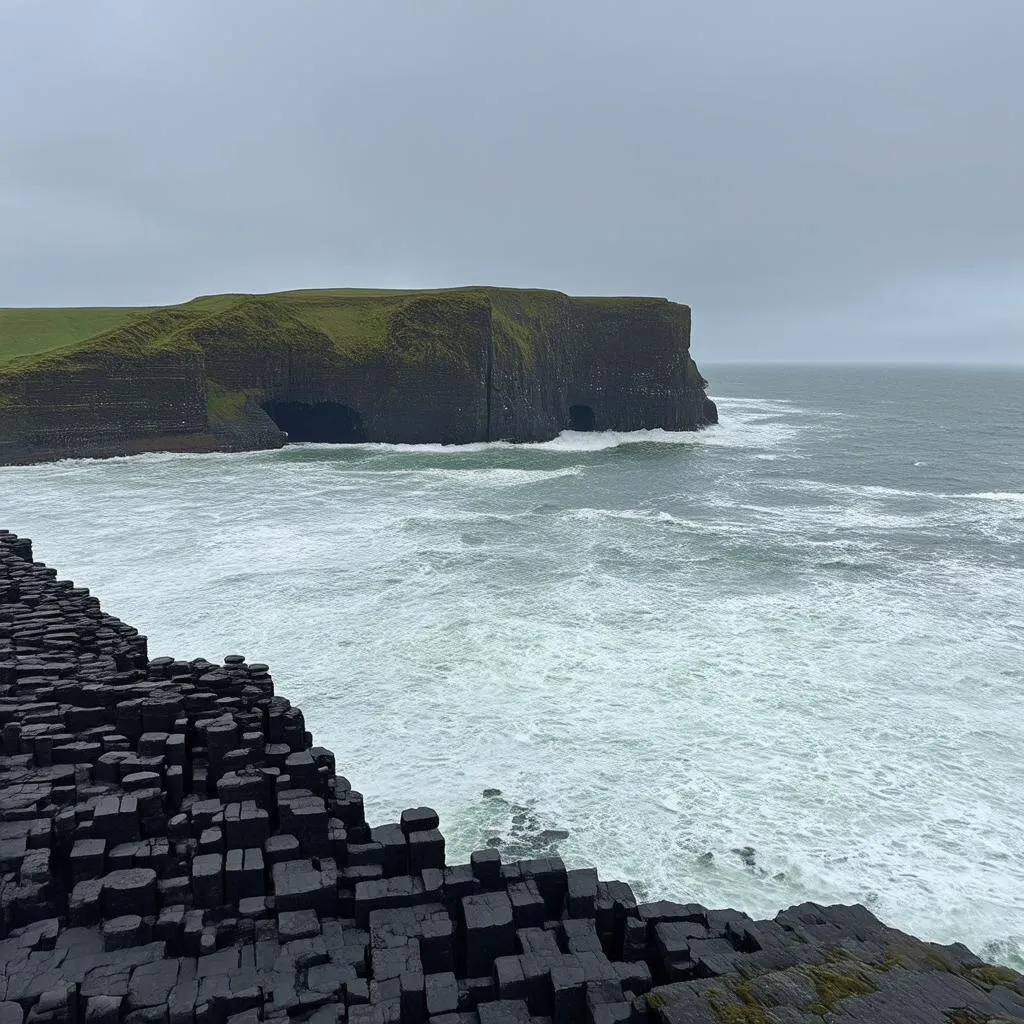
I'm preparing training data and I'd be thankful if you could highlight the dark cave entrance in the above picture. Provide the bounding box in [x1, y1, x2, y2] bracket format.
[568, 404, 596, 432]
[262, 400, 368, 443]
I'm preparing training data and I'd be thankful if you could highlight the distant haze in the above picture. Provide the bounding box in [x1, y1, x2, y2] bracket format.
[1, 1, 1021, 363]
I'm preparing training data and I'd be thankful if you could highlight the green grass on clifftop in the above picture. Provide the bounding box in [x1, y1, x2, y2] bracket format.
[0, 286, 684, 384]
[0, 306, 154, 363]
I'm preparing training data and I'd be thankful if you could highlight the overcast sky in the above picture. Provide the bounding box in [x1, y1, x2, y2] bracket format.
[1, 1, 1021, 362]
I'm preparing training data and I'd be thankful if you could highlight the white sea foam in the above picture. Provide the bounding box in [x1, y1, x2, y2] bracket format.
[287, 398, 811, 457]
[965, 491, 1024, 503]
[417, 466, 584, 488]
[1, 380, 1021, 968]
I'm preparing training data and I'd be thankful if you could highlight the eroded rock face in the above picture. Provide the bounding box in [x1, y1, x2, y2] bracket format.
[0, 290, 717, 464]
[4, 529, 1016, 1024]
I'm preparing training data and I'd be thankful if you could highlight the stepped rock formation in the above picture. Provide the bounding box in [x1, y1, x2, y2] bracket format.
[0, 289, 718, 465]
[0, 530, 1022, 1024]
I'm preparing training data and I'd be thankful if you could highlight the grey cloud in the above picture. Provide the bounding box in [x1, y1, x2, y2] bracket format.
[1, 0, 1021, 361]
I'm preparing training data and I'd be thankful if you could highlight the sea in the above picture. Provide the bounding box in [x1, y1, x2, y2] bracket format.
[1, 365, 1022, 967]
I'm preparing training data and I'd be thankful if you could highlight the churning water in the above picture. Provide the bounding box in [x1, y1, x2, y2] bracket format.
[2, 365, 1022, 966]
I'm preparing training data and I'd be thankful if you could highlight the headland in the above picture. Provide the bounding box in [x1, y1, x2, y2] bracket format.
[0, 289, 718, 465]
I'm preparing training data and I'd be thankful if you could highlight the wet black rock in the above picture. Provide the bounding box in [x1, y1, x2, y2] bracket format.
[0, 528, 1021, 1024]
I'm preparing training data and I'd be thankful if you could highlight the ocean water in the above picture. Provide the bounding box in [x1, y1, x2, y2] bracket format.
[1, 365, 1022, 966]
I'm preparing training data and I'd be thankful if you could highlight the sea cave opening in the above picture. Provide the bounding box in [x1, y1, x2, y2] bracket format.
[262, 400, 368, 443]
[568, 404, 596, 432]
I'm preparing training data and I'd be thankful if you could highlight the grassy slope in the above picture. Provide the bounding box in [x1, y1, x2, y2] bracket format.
[0, 306, 155, 363]
[0, 286, 677, 382]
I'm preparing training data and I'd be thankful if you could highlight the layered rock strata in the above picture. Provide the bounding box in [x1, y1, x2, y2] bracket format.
[0, 531, 1020, 1024]
[0, 289, 718, 464]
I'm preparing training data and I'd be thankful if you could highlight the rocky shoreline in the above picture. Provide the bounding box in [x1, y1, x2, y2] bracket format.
[0, 530, 1020, 1024]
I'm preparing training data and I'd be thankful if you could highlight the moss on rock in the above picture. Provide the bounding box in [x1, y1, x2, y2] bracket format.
[802, 963, 877, 1014]
[205, 381, 263, 427]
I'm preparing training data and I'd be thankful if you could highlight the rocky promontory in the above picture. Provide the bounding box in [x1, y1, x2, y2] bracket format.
[1, 530, 1020, 1024]
[0, 288, 718, 465]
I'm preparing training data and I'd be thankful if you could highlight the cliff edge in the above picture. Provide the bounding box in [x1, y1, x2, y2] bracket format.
[0, 287, 718, 464]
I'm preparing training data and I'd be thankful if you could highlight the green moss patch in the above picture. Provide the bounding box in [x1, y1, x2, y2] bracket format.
[485, 288, 566, 366]
[703, 979, 768, 1024]
[205, 381, 263, 427]
[802, 964, 877, 1014]
[965, 964, 1019, 990]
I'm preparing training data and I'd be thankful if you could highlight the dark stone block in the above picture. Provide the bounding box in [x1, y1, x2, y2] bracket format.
[191, 853, 224, 909]
[422, 867, 444, 904]
[400, 807, 440, 836]
[369, 824, 408, 878]
[401, 971, 426, 1024]
[420, 915, 455, 974]
[264, 833, 300, 864]
[518, 860, 568, 919]
[425, 973, 459, 1017]
[167, 981, 199, 1024]
[564, 919, 604, 955]
[687, 937, 738, 978]
[82, 962, 132, 999]
[478, 1001, 531, 1024]
[443, 864, 478, 905]
[109, 842, 139, 872]
[157, 876, 190, 908]
[93, 795, 140, 846]
[198, 828, 223, 855]
[566, 870, 598, 919]
[306, 962, 354, 998]
[517, 929, 560, 956]
[587, 1000, 630, 1024]
[550, 962, 586, 1024]
[278, 909, 320, 942]
[155, 905, 186, 948]
[495, 956, 527, 1002]
[348, 842, 384, 868]
[636, 902, 706, 926]
[621, 919, 646, 963]
[103, 915, 149, 951]
[509, 882, 546, 931]
[127, 957, 180, 1009]
[652, 922, 711, 982]
[84, 997, 121, 1024]
[223, 801, 270, 850]
[462, 892, 515, 976]
[354, 876, 425, 927]
[102, 868, 157, 918]
[409, 829, 445, 874]
[273, 859, 336, 915]
[70, 838, 106, 882]
[612, 962, 650, 998]
[225, 847, 264, 902]
[346, 979, 370, 1006]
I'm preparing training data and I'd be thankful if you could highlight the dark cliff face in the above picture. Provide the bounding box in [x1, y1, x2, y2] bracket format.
[0, 348, 211, 465]
[0, 288, 717, 464]
[488, 293, 716, 441]
[197, 295, 494, 446]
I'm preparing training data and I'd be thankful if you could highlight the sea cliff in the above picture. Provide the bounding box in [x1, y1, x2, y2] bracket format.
[0, 530, 1021, 1024]
[0, 289, 718, 465]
